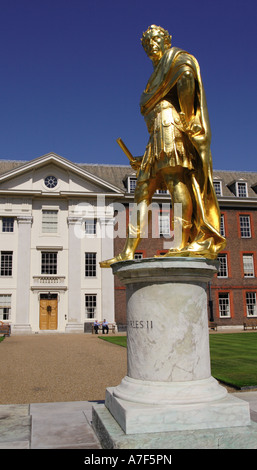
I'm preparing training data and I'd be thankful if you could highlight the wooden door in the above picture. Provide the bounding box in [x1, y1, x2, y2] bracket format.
[40, 298, 58, 330]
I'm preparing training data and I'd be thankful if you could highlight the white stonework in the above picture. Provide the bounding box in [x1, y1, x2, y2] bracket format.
[97, 258, 251, 434]
[0, 153, 117, 334]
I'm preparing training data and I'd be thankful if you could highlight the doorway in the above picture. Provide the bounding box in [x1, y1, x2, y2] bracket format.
[39, 293, 58, 330]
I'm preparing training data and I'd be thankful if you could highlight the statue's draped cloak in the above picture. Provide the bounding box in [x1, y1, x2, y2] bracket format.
[139, 47, 226, 256]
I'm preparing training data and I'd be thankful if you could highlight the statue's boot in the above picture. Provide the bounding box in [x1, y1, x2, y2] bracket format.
[156, 219, 192, 258]
[100, 224, 140, 268]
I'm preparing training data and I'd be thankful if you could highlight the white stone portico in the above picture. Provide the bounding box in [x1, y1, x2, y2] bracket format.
[0, 153, 118, 334]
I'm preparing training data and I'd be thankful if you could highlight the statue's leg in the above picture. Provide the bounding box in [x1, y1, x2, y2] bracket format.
[100, 180, 154, 267]
[158, 170, 193, 256]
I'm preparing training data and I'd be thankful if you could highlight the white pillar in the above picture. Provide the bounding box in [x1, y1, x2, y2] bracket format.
[100, 217, 115, 324]
[12, 215, 33, 334]
[65, 216, 84, 333]
[100, 258, 250, 434]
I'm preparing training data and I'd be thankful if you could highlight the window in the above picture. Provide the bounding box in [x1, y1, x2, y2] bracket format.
[217, 254, 228, 277]
[158, 213, 170, 237]
[41, 252, 57, 274]
[220, 215, 225, 237]
[85, 219, 96, 235]
[134, 252, 143, 260]
[219, 293, 230, 317]
[129, 177, 137, 193]
[246, 292, 257, 317]
[239, 215, 251, 238]
[85, 294, 97, 319]
[2, 217, 14, 232]
[1, 252, 13, 276]
[243, 254, 255, 277]
[156, 189, 168, 194]
[0, 295, 11, 320]
[246, 292, 257, 316]
[213, 181, 222, 196]
[237, 182, 247, 197]
[85, 253, 96, 277]
[44, 175, 58, 189]
[42, 210, 58, 233]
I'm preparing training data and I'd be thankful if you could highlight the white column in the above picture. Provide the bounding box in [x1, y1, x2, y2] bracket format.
[100, 217, 115, 325]
[12, 215, 33, 334]
[101, 258, 250, 434]
[65, 216, 84, 333]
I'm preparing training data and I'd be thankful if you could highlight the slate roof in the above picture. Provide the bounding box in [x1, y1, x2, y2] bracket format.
[0, 157, 256, 198]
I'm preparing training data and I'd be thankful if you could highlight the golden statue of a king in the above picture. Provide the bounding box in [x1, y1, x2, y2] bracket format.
[100, 25, 226, 267]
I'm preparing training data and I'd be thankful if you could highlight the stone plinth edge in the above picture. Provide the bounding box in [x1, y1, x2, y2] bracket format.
[111, 257, 219, 284]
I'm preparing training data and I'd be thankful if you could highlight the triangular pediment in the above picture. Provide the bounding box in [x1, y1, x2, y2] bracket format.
[0, 153, 123, 194]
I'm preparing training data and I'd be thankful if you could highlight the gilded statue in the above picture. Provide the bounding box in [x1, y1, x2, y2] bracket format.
[100, 25, 226, 267]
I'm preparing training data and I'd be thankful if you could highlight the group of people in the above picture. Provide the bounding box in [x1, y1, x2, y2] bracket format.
[93, 319, 109, 334]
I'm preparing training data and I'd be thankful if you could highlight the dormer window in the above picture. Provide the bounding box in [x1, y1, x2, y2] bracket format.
[236, 182, 247, 197]
[128, 177, 137, 193]
[213, 181, 222, 196]
[227, 179, 248, 197]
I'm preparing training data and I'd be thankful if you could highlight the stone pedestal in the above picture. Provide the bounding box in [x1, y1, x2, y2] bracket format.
[93, 258, 252, 447]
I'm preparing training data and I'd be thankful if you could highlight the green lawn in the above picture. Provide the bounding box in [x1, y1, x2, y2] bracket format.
[99, 335, 127, 348]
[209, 333, 257, 389]
[99, 333, 257, 389]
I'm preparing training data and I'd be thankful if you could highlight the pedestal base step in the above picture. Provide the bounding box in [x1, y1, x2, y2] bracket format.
[104, 387, 250, 434]
[92, 403, 257, 449]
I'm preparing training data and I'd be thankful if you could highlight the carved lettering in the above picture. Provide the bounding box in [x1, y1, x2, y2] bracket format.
[127, 320, 153, 329]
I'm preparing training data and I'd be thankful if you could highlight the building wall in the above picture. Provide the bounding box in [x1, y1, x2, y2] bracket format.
[0, 159, 116, 334]
[211, 207, 257, 327]
[114, 201, 257, 329]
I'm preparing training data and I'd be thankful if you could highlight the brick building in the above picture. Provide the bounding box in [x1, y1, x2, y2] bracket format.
[0, 154, 256, 332]
[113, 168, 257, 330]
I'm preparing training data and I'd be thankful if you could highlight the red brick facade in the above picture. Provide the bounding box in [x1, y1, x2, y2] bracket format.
[114, 171, 257, 330]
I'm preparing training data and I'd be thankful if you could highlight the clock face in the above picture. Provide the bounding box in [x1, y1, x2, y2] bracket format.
[44, 175, 58, 189]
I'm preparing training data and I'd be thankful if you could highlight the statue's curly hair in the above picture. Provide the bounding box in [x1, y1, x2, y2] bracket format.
[141, 25, 172, 50]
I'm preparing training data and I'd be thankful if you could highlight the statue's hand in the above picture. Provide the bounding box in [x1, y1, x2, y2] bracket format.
[130, 157, 142, 171]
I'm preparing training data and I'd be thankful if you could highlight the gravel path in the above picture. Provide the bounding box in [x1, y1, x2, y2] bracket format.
[0, 334, 127, 405]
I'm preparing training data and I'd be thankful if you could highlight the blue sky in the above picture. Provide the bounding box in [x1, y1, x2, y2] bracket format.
[0, 0, 256, 171]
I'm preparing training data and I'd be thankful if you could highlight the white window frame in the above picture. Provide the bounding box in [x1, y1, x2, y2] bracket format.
[236, 182, 248, 198]
[220, 214, 225, 237]
[246, 292, 257, 317]
[85, 252, 97, 277]
[213, 181, 222, 196]
[42, 210, 58, 233]
[0, 294, 11, 320]
[158, 213, 170, 237]
[85, 294, 97, 319]
[156, 189, 168, 194]
[85, 218, 96, 235]
[2, 217, 14, 233]
[0, 251, 13, 277]
[243, 254, 255, 278]
[41, 251, 57, 275]
[239, 215, 251, 238]
[128, 177, 137, 193]
[219, 293, 231, 318]
[134, 252, 143, 260]
[217, 254, 228, 278]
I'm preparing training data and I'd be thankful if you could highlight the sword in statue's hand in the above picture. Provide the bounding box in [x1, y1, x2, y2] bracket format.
[116, 138, 142, 170]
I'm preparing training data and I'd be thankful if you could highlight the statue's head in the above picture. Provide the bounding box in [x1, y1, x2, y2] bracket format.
[141, 25, 171, 65]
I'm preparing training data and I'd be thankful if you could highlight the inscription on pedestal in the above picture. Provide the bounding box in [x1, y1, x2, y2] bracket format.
[127, 320, 153, 329]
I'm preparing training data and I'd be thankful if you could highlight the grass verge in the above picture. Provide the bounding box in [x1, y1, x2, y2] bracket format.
[100, 333, 257, 389]
[209, 332, 257, 389]
[99, 335, 127, 347]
